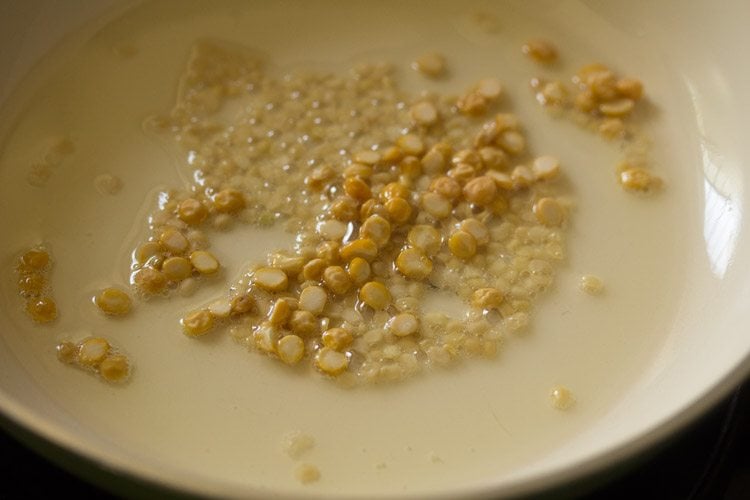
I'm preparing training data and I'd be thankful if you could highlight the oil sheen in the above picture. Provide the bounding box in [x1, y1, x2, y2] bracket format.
[0, 0, 701, 496]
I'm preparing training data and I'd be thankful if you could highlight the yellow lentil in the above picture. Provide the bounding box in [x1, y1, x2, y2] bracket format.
[20, 249, 50, 271]
[347, 257, 371, 285]
[78, 337, 110, 367]
[385, 197, 412, 224]
[99, 354, 131, 383]
[359, 281, 391, 310]
[162, 256, 193, 281]
[360, 215, 391, 248]
[448, 231, 477, 259]
[340, 238, 378, 261]
[56, 341, 77, 364]
[619, 167, 662, 193]
[159, 228, 189, 254]
[182, 309, 215, 336]
[254, 267, 289, 292]
[390, 313, 419, 337]
[343, 176, 371, 201]
[177, 198, 208, 225]
[213, 188, 245, 213]
[407, 225, 442, 255]
[315, 347, 349, 376]
[94, 287, 132, 316]
[133, 267, 167, 294]
[322, 327, 353, 351]
[323, 266, 351, 295]
[268, 298, 292, 325]
[26, 297, 58, 323]
[533, 198, 565, 226]
[277, 335, 305, 364]
[395, 247, 433, 280]
[298, 286, 327, 315]
[289, 310, 318, 336]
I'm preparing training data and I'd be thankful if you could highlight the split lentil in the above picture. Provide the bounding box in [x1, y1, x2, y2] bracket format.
[94, 287, 133, 316]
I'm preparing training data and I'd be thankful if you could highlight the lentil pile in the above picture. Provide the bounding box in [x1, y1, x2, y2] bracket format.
[130, 41, 571, 384]
[56, 337, 131, 384]
[523, 39, 662, 195]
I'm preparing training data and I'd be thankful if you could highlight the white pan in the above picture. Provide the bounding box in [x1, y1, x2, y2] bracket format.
[1, 0, 749, 498]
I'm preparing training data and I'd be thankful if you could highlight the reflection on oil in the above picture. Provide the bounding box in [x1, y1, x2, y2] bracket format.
[703, 173, 741, 279]
[684, 76, 743, 279]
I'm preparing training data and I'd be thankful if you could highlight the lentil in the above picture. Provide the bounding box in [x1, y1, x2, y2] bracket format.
[359, 281, 391, 310]
[390, 313, 419, 337]
[550, 385, 575, 410]
[277, 335, 305, 364]
[522, 39, 558, 63]
[299, 286, 327, 315]
[182, 309, 215, 336]
[579, 274, 604, 295]
[213, 188, 245, 213]
[162, 256, 193, 281]
[619, 166, 662, 193]
[159, 228, 189, 254]
[347, 257, 371, 285]
[533, 198, 565, 226]
[289, 310, 318, 336]
[395, 248, 433, 280]
[340, 238, 378, 261]
[133, 267, 167, 294]
[254, 267, 289, 292]
[412, 52, 446, 78]
[268, 298, 292, 325]
[448, 231, 477, 259]
[94, 287, 133, 316]
[178, 198, 208, 225]
[315, 347, 349, 376]
[78, 337, 111, 367]
[463, 176, 497, 205]
[26, 297, 58, 323]
[322, 327, 353, 350]
[58, 337, 132, 384]
[323, 266, 352, 295]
